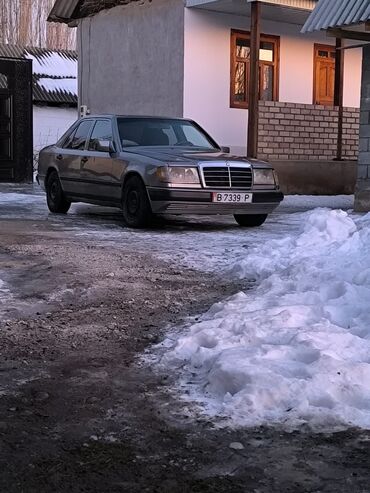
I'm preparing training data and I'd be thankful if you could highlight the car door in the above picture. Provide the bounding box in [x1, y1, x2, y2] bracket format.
[80, 119, 118, 203]
[57, 119, 94, 197]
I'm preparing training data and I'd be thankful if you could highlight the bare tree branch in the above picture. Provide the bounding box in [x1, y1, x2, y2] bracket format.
[0, 0, 76, 50]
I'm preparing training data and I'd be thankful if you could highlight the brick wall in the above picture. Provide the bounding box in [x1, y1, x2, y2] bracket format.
[258, 101, 359, 161]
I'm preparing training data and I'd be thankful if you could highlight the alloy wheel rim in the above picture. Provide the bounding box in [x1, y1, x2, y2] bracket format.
[50, 180, 59, 201]
[127, 190, 139, 215]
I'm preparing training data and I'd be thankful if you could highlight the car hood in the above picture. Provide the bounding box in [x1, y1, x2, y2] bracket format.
[124, 147, 272, 168]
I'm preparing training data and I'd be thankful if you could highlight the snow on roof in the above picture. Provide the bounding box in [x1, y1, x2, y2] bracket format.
[37, 77, 78, 96]
[25, 51, 77, 78]
[0, 44, 77, 105]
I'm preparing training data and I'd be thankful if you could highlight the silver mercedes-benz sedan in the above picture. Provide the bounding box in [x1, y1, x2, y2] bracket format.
[37, 115, 283, 228]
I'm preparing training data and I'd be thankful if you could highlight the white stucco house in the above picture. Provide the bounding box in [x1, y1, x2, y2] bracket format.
[0, 45, 78, 166]
[48, 0, 363, 193]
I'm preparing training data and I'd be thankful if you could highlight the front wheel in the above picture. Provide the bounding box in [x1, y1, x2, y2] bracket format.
[122, 176, 153, 228]
[234, 214, 267, 227]
[46, 170, 71, 213]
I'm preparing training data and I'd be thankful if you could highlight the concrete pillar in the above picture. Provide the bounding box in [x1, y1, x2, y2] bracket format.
[355, 45, 370, 211]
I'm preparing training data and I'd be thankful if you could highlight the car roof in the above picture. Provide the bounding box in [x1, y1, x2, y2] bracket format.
[83, 115, 192, 121]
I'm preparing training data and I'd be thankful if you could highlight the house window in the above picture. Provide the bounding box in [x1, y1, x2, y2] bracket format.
[313, 44, 336, 105]
[230, 30, 279, 109]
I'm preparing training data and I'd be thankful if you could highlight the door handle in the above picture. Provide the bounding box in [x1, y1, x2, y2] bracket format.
[56, 154, 63, 161]
[81, 156, 88, 164]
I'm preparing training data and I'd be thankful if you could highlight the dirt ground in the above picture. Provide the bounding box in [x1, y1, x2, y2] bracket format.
[1, 187, 370, 493]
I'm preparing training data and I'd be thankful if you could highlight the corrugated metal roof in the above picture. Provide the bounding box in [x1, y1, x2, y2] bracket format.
[248, 0, 316, 9]
[0, 44, 77, 105]
[48, 0, 80, 22]
[302, 0, 370, 32]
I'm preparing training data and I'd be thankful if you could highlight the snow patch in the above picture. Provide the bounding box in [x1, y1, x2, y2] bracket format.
[0, 192, 42, 204]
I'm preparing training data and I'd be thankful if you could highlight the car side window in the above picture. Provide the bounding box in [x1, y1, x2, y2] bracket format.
[88, 120, 113, 152]
[182, 124, 213, 147]
[61, 126, 78, 149]
[65, 120, 93, 151]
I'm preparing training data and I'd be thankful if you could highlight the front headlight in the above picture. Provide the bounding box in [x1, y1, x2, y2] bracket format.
[253, 168, 275, 185]
[157, 166, 200, 185]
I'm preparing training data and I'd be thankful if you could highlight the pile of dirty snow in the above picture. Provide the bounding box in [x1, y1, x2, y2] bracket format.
[160, 209, 370, 429]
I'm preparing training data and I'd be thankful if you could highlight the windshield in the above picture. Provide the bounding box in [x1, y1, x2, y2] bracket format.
[117, 118, 218, 150]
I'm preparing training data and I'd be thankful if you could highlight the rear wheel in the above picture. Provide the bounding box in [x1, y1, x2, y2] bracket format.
[46, 170, 71, 213]
[122, 175, 153, 228]
[234, 214, 267, 227]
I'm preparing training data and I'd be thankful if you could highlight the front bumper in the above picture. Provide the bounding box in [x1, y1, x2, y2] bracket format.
[147, 188, 284, 215]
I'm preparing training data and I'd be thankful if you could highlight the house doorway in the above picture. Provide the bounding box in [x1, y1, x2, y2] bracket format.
[0, 57, 32, 182]
[313, 44, 336, 106]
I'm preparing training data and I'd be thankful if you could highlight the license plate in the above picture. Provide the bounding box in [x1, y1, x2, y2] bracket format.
[212, 192, 253, 203]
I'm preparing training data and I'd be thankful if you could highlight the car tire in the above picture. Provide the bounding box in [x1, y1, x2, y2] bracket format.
[122, 175, 153, 228]
[46, 170, 71, 213]
[234, 214, 267, 227]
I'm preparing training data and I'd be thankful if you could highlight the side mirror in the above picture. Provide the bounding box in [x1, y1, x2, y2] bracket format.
[109, 140, 117, 154]
[96, 139, 117, 154]
[221, 146, 230, 154]
[96, 139, 110, 152]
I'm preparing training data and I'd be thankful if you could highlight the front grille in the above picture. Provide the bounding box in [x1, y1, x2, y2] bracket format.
[202, 167, 230, 187]
[202, 166, 252, 189]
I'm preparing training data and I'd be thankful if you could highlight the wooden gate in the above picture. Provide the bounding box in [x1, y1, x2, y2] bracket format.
[0, 57, 32, 182]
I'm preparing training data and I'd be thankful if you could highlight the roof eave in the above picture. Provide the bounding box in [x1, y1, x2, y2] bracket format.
[48, 0, 150, 23]
[47, 0, 81, 23]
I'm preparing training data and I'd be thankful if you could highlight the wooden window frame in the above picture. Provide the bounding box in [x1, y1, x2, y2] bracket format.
[230, 29, 280, 109]
[313, 43, 336, 106]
